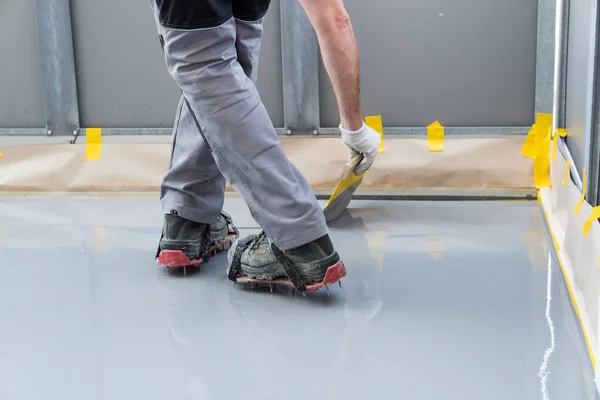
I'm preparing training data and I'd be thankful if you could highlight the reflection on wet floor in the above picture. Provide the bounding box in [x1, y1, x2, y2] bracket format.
[0, 198, 597, 399]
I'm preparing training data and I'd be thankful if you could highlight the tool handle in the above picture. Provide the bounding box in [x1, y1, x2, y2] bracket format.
[340, 154, 364, 180]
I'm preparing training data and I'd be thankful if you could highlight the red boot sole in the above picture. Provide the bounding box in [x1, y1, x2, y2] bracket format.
[156, 250, 204, 267]
[228, 261, 347, 291]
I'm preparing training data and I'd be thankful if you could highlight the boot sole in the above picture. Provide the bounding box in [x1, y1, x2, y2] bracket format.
[227, 261, 347, 291]
[156, 250, 206, 267]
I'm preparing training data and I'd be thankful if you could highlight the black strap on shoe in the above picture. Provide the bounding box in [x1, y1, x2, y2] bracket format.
[228, 233, 308, 292]
[270, 244, 307, 292]
[228, 235, 255, 282]
[221, 211, 239, 236]
[200, 224, 212, 261]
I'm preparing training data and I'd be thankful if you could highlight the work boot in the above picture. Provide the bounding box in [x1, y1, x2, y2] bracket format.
[208, 211, 239, 254]
[226, 231, 347, 292]
[156, 211, 211, 268]
[156, 211, 240, 269]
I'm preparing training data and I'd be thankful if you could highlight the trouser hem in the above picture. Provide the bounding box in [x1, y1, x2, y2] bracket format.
[274, 221, 330, 251]
[161, 200, 221, 225]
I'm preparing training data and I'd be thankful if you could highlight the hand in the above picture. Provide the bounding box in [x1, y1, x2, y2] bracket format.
[340, 122, 381, 175]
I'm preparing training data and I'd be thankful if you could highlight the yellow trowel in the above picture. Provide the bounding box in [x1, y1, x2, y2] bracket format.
[323, 115, 384, 224]
[323, 154, 365, 223]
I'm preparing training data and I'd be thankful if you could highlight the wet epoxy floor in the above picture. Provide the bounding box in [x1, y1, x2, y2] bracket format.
[0, 197, 597, 400]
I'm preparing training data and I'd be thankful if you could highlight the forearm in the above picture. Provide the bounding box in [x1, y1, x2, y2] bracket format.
[299, 0, 362, 130]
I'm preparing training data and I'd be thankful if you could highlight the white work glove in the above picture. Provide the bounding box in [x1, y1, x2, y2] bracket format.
[340, 122, 381, 175]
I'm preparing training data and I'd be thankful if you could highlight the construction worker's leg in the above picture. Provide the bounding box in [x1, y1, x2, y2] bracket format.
[151, 0, 235, 266]
[158, 8, 327, 251]
[160, 4, 269, 224]
[161, 95, 227, 225]
[157, 3, 272, 262]
[222, 0, 346, 291]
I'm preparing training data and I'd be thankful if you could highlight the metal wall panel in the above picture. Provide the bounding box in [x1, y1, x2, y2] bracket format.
[564, 0, 597, 178]
[319, 0, 538, 128]
[258, 0, 284, 128]
[0, 1, 45, 128]
[70, 0, 283, 129]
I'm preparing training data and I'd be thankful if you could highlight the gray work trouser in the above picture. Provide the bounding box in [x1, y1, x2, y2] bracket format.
[149, 7, 328, 251]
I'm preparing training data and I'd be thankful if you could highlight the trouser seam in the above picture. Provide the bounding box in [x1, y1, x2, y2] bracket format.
[169, 99, 184, 168]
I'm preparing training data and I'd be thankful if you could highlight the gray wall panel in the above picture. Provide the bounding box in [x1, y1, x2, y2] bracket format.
[0, 1, 45, 128]
[564, 0, 596, 177]
[256, 0, 284, 128]
[70, 0, 179, 128]
[71, 0, 283, 129]
[319, 0, 538, 128]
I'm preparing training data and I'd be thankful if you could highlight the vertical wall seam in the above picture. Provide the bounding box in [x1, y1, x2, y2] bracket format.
[33, 0, 81, 135]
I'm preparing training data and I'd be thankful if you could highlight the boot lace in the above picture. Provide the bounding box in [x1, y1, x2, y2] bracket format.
[249, 231, 268, 251]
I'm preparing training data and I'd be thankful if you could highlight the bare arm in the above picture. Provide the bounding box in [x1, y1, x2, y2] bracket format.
[298, 0, 362, 131]
[298, 0, 380, 175]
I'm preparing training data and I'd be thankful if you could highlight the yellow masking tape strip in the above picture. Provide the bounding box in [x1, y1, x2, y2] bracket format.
[551, 226, 561, 251]
[534, 123, 551, 188]
[574, 169, 588, 215]
[325, 171, 364, 208]
[427, 121, 444, 152]
[86, 128, 102, 160]
[536, 113, 553, 132]
[562, 160, 571, 186]
[539, 197, 597, 370]
[522, 124, 537, 159]
[558, 128, 567, 137]
[365, 115, 385, 153]
[583, 206, 600, 237]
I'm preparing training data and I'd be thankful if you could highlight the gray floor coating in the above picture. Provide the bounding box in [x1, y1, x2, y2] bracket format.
[0, 197, 597, 400]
